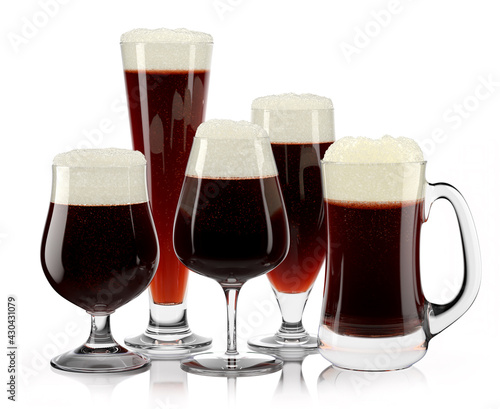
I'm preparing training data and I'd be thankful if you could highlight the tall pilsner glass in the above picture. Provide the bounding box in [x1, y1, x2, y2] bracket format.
[121, 28, 213, 354]
[248, 94, 334, 356]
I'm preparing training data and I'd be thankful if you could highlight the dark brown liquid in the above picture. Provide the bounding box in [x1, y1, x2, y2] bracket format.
[174, 176, 289, 284]
[322, 199, 425, 337]
[267, 142, 330, 293]
[124, 70, 209, 304]
[41, 203, 158, 314]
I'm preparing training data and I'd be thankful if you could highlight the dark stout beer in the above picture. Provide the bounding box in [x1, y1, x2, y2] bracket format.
[174, 176, 289, 284]
[41, 202, 158, 314]
[267, 142, 330, 293]
[322, 199, 426, 337]
[124, 69, 209, 304]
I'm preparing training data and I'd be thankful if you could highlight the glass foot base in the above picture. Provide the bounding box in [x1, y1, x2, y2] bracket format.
[125, 332, 212, 357]
[180, 352, 283, 377]
[51, 344, 150, 373]
[247, 334, 318, 358]
[318, 325, 428, 371]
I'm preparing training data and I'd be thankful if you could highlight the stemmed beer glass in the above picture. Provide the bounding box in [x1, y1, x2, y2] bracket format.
[248, 94, 334, 355]
[41, 149, 159, 372]
[173, 120, 290, 376]
[120, 28, 213, 354]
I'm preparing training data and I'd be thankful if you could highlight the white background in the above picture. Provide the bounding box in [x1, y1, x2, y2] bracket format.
[1, 0, 499, 408]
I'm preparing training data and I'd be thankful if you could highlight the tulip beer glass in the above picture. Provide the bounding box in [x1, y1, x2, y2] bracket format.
[173, 120, 290, 376]
[41, 149, 159, 372]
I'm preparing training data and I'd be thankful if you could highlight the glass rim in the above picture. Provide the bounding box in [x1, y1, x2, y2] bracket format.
[252, 107, 334, 112]
[52, 163, 146, 170]
[194, 135, 270, 140]
[120, 40, 213, 45]
[269, 139, 335, 144]
[321, 160, 427, 166]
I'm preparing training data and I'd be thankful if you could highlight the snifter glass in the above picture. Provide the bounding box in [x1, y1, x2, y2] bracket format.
[41, 149, 159, 373]
[173, 120, 290, 376]
[248, 94, 334, 357]
[319, 160, 481, 371]
[120, 28, 213, 355]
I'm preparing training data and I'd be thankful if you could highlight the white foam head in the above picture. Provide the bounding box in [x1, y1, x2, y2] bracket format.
[322, 136, 425, 203]
[51, 148, 148, 205]
[185, 119, 278, 179]
[252, 93, 335, 143]
[121, 28, 213, 71]
[252, 93, 333, 110]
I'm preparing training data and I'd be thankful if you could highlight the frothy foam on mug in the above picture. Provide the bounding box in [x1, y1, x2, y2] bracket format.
[121, 28, 213, 44]
[121, 28, 213, 71]
[322, 136, 425, 202]
[252, 93, 333, 110]
[52, 148, 148, 206]
[185, 119, 278, 179]
[323, 135, 423, 163]
[252, 93, 334, 143]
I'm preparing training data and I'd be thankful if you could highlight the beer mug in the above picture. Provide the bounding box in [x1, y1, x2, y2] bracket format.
[318, 137, 481, 371]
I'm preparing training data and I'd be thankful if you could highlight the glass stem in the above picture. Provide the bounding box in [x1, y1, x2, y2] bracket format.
[86, 314, 117, 348]
[223, 286, 240, 356]
[147, 294, 191, 336]
[274, 290, 311, 339]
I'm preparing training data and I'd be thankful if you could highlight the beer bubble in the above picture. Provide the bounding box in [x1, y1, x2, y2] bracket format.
[252, 93, 334, 143]
[51, 148, 148, 206]
[196, 119, 268, 140]
[53, 148, 146, 167]
[323, 135, 423, 163]
[252, 93, 333, 110]
[185, 119, 278, 179]
[120, 28, 213, 71]
[322, 136, 425, 203]
[120, 28, 213, 44]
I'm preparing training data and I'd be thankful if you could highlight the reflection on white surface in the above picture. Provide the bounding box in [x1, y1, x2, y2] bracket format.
[50, 365, 148, 406]
[272, 358, 311, 406]
[149, 360, 189, 409]
[317, 364, 427, 401]
[227, 376, 237, 408]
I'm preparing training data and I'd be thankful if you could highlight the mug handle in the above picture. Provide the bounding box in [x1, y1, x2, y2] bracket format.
[424, 182, 482, 337]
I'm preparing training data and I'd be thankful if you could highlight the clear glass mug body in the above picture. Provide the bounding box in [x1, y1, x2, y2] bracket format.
[318, 161, 481, 371]
[121, 41, 213, 354]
